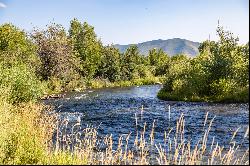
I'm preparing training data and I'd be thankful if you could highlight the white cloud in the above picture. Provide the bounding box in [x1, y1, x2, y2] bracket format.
[0, 2, 6, 8]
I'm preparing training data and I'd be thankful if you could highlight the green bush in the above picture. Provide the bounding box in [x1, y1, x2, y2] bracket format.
[0, 63, 44, 104]
[210, 79, 236, 96]
[210, 79, 248, 102]
[64, 78, 86, 92]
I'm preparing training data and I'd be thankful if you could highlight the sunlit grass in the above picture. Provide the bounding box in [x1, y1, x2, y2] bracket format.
[0, 94, 248, 165]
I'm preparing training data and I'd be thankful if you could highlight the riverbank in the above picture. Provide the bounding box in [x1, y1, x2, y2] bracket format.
[1, 84, 249, 164]
[0, 98, 88, 164]
[157, 86, 249, 103]
[42, 76, 164, 99]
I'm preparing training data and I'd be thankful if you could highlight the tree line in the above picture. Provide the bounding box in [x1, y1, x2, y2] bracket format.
[0, 19, 248, 103]
[0, 19, 169, 103]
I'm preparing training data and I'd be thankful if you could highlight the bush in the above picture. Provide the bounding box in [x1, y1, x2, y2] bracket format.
[88, 79, 112, 89]
[0, 63, 44, 104]
[210, 79, 249, 102]
[210, 79, 236, 96]
[64, 77, 86, 92]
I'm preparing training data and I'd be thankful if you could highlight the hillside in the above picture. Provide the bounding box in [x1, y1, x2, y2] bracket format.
[114, 38, 200, 57]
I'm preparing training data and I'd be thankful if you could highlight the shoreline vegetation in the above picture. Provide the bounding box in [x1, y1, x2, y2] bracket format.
[0, 18, 249, 164]
[157, 25, 248, 103]
[41, 76, 164, 99]
[0, 100, 248, 165]
[0, 19, 247, 103]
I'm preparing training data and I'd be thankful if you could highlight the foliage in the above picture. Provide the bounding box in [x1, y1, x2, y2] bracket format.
[159, 25, 249, 102]
[0, 24, 41, 73]
[97, 45, 121, 82]
[31, 23, 80, 81]
[148, 48, 170, 76]
[0, 63, 44, 104]
[69, 18, 103, 80]
[1, 19, 169, 98]
[121, 45, 142, 80]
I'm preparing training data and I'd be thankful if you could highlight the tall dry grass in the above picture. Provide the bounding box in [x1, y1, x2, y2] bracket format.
[50, 110, 249, 165]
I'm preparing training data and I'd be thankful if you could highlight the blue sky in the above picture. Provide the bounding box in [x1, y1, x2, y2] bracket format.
[0, 0, 249, 45]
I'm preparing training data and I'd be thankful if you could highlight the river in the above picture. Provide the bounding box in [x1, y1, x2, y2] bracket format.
[43, 85, 249, 158]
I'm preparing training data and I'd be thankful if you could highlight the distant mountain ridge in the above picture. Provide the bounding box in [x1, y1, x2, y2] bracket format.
[114, 38, 200, 57]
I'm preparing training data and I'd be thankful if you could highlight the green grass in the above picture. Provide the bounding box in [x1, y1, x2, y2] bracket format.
[157, 86, 249, 103]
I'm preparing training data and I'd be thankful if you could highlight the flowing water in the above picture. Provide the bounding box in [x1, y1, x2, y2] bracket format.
[43, 85, 249, 157]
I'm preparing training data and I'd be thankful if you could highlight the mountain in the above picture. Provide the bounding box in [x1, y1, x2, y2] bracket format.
[114, 38, 200, 57]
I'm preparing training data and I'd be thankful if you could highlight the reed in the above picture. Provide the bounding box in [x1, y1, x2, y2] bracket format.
[47, 108, 249, 165]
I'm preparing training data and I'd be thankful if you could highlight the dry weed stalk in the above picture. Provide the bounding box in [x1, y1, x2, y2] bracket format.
[47, 109, 249, 165]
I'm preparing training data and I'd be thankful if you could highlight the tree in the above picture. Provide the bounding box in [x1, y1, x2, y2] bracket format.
[198, 25, 243, 81]
[97, 45, 121, 82]
[69, 18, 103, 80]
[31, 23, 79, 81]
[148, 48, 158, 66]
[148, 48, 170, 76]
[121, 45, 141, 80]
[0, 24, 44, 103]
[0, 23, 40, 71]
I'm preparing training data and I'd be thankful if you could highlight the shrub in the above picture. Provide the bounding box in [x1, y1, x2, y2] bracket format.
[210, 79, 249, 102]
[88, 79, 111, 89]
[0, 63, 44, 104]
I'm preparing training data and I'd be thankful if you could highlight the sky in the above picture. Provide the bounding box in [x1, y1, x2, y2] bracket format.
[0, 0, 249, 45]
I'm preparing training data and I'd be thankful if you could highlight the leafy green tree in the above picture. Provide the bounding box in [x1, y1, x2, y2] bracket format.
[0, 24, 44, 103]
[69, 18, 103, 80]
[0, 23, 40, 71]
[239, 43, 249, 85]
[148, 48, 158, 66]
[156, 50, 170, 76]
[199, 25, 242, 81]
[97, 45, 121, 82]
[121, 45, 141, 80]
[148, 48, 170, 76]
[198, 26, 249, 101]
[68, 18, 82, 43]
[163, 54, 191, 91]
